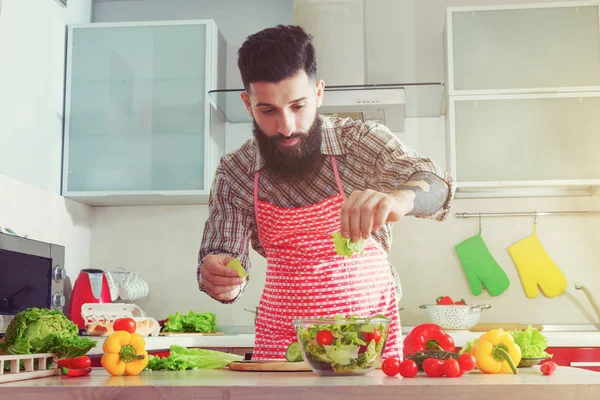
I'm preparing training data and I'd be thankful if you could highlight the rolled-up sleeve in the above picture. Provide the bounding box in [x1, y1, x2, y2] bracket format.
[370, 125, 455, 222]
[197, 162, 255, 303]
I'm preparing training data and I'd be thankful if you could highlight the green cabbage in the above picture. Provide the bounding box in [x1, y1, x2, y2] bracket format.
[1, 307, 96, 359]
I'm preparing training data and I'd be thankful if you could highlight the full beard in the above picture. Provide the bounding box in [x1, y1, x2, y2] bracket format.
[253, 114, 324, 179]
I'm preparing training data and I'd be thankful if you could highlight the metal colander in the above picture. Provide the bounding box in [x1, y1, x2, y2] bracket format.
[419, 304, 491, 330]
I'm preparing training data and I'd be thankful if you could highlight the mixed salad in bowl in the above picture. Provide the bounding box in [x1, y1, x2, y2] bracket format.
[292, 316, 390, 375]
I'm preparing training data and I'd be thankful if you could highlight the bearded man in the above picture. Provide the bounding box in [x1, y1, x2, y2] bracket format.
[197, 25, 454, 361]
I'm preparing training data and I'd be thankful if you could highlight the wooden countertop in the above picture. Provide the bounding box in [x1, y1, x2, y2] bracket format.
[1, 365, 599, 399]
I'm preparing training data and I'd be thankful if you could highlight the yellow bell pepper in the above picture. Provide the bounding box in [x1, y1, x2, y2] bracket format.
[473, 329, 521, 374]
[101, 330, 149, 376]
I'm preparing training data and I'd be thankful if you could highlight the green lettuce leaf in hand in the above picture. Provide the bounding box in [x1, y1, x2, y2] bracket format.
[226, 258, 249, 278]
[146, 345, 243, 371]
[509, 325, 552, 359]
[332, 232, 366, 257]
[162, 311, 217, 333]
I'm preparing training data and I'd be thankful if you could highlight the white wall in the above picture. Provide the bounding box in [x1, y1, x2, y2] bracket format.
[0, 0, 94, 300]
[88, 0, 600, 330]
[0, 0, 92, 193]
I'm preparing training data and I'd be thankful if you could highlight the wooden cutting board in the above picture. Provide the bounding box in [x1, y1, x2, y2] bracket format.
[159, 331, 224, 336]
[228, 360, 312, 372]
[469, 323, 543, 332]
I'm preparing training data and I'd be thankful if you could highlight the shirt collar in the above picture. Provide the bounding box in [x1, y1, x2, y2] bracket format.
[249, 115, 346, 174]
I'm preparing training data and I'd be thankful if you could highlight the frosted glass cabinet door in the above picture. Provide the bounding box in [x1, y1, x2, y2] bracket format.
[65, 23, 207, 192]
[449, 3, 600, 92]
[451, 94, 600, 183]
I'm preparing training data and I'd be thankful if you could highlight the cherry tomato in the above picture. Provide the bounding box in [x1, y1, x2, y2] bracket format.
[458, 353, 476, 372]
[443, 359, 461, 378]
[113, 317, 136, 334]
[316, 330, 334, 346]
[422, 358, 445, 377]
[362, 328, 382, 344]
[398, 359, 418, 378]
[382, 357, 400, 377]
[540, 361, 558, 375]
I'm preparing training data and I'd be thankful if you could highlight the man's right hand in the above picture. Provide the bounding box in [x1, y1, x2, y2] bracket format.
[200, 254, 245, 301]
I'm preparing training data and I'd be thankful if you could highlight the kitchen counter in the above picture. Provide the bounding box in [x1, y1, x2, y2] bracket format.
[86, 326, 600, 355]
[1, 366, 599, 399]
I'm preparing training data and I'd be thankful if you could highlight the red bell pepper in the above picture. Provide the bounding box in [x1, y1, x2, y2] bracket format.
[60, 366, 92, 377]
[403, 324, 456, 356]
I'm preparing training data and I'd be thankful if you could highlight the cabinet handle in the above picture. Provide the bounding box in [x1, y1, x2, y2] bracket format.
[570, 362, 600, 367]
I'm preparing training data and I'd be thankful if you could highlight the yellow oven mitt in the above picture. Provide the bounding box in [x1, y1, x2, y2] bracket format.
[507, 224, 567, 298]
[455, 227, 510, 297]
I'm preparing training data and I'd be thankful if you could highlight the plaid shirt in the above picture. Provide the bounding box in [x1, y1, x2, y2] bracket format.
[197, 116, 455, 302]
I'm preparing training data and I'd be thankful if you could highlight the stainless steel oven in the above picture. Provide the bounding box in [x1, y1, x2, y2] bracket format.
[0, 233, 66, 334]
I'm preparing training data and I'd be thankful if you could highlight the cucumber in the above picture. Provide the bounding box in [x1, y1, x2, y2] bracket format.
[285, 341, 303, 362]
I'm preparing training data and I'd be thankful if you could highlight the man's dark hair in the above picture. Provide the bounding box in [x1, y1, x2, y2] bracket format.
[237, 25, 317, 91]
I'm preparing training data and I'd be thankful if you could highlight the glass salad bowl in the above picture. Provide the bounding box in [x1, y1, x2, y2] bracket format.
[518, 357, 547, 368]
[292, 316, 390, 376]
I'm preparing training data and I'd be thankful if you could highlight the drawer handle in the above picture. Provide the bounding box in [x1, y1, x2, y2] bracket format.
[570, 362, 600, 367]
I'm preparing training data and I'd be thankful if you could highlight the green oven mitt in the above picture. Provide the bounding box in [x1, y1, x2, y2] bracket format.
[454, 227, 510, 297]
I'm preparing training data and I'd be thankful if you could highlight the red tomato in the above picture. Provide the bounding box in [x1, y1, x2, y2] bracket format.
[382, 357, 400, 377]
[316, 330, 334, 346]
[422, 358, 445, 377]
[113, 317, 136, 334]
[362, 328, 382, 344]
[540, 361, 558, 375]
[458, 353, 477, 372]
[443, 359, 461, 378]
[436, 296, 454, 305]
[398, 359, 418, 378]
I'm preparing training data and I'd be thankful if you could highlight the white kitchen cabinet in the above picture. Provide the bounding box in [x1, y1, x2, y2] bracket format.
[447, 92, 600, 195]
[62, 20, 226, 206]
[446, 1, 600, 95]
[445, 2, 600, 198]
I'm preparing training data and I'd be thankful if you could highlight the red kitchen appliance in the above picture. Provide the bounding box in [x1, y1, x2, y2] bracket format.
[69, 268, 112, 329]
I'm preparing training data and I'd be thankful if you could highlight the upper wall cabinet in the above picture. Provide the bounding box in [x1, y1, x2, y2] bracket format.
[447, 2, 600, 95]
[445, 2, 600, 198]
[62, 20, 226, 206]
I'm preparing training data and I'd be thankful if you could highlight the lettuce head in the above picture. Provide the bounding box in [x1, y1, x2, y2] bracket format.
[1, 307, 95, 358]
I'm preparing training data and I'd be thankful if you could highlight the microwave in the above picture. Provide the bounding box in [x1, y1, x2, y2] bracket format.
[0, 232, 66, 334]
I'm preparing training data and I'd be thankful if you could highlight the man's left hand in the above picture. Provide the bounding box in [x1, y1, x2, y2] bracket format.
[340, 189, 414, 243]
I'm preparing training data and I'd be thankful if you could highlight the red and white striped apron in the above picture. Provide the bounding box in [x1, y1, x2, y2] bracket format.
[251, 155, 402, 360]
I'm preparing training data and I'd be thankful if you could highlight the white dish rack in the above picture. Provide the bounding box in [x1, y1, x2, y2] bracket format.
[0, 353, 59, 384]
